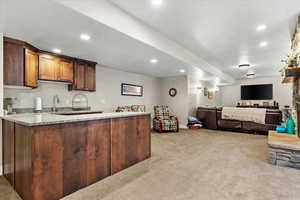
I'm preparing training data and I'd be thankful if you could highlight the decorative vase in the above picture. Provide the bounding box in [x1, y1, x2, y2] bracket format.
[286, 117, 295, 135]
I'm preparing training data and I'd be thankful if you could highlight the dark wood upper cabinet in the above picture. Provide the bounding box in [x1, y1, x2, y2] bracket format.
[85, 64, 96, 91]
[59, 59, 73, 83]
[4, 37, 39, 88]
[39, 54, 59, 81]
[74, 62, 85, 90]
[39, 54, 74, 83]
[3, 37, 95, 88]
[25, 49, 38, 87]
[70, 61, 96, 92]
[4, 37, 25, 86]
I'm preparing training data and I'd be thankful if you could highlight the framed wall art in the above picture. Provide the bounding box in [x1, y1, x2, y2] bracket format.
[121, 83, 143, 97]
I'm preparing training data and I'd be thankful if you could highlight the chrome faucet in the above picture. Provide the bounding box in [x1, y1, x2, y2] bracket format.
[52, 95, 60, 112]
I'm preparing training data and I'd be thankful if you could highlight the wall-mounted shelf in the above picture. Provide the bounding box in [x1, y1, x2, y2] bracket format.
[282, 68, 300, 83]
[282, 77, 294, 83]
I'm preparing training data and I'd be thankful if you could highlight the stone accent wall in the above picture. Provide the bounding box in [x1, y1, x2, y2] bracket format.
[292, 15, 300, 54]
[292, 15, 300, 135]
[268, 147, 300, 169]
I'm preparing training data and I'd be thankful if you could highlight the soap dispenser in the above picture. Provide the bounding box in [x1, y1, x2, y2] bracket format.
[35, 97, 43, 112]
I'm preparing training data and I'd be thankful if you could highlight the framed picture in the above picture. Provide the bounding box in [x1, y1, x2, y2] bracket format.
[208, 91, 214, 99]
[204, 87, 208, 96]
[121, 83, 143, 97]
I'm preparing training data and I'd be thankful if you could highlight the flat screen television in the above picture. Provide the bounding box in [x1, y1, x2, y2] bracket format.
[241, 84, 273, 100]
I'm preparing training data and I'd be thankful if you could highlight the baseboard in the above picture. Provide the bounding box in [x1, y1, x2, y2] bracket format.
[179, 124, 188, 129]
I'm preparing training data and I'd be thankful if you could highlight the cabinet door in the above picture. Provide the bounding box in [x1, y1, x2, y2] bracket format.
[4, 39, 24, 86]
[3, 120, 15, 187]
[32, 125, 64, 200]
[136, 115, 151, 162]
[25, 49, 38, 87]
[85, 65, 96, 91]
[39, 54, 59, 81]
[74, 62, 85, 90]
[86, 120, 111, 185]
[111, 117, 138, 174]
[62, 122, 88, 196]
[59, 59, 73, 83]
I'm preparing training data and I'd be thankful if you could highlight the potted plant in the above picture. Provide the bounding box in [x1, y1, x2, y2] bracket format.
[279, 53, 300, 78]
[281, 53, 299, 68]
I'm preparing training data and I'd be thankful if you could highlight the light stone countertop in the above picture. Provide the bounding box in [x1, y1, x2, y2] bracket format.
[2, 112, 151, 127]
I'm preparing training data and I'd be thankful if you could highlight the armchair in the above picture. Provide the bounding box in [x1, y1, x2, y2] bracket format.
[153, 105, 179, 133]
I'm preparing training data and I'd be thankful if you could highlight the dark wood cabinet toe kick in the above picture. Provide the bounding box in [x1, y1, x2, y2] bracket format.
[2, 115, 151, 200]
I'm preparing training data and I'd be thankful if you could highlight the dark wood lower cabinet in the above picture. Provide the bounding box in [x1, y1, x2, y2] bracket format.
[111, 117, 138, 174]
[62, 122, 88, 196]
[3, 120, 15, 187]
[15, 124, 33, 200]
[136, 115, 151, 162]
[86, 120, 111, 185]
[2, 115, 150, 200]
[32, 125, 63, 200]
[111, 116, 151, 174]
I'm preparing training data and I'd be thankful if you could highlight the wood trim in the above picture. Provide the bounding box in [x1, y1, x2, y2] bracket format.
[38, 50, 97, 66]
[4, 37, 25, 46]
[4, 37, 39, 52]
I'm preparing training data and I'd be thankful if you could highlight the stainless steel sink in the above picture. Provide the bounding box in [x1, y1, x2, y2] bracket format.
[55, 111, 103, 116]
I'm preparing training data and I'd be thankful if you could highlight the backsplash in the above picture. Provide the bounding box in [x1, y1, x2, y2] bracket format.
[4, 82, 97, 110]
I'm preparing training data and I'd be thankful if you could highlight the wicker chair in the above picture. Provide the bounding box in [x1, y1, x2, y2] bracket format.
[153, 105, 179, 133]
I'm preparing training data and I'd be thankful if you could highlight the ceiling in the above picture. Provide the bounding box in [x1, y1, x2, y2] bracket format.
[2, 0, 300, 83]
[2, 0, 217, 79]
[111, 0, 300, 79]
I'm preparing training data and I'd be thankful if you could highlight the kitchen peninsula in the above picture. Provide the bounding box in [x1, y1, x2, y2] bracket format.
[2, 112, 151, 200]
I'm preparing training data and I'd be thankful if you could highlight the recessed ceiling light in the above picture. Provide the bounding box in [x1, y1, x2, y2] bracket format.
[246, 69, 255, 78]
[256, 24, 267, 32]
[179, 69, 185, 73]
[238, 64, 250, 69]
[53, 48, 61, 54]
[246, 73, 255, 78]
[151, 0, 162, 6]
[259, 41, 268, 47]
[80, 33, 91, 41]
[150, 59, 158, 64]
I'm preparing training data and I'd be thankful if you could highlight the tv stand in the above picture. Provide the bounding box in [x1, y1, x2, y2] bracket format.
[237, 105, 279, 109]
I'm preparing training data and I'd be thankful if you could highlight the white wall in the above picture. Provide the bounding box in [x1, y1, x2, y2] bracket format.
[188, 79, 221, 117]
[158, 76, 189, 128]
[157, 75, 222, 127]
[220, 76, 293, 108]
[4, 65, 160, 116]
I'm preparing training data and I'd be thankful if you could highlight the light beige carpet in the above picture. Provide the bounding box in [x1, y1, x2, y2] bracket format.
[1, 129, 300, 200]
